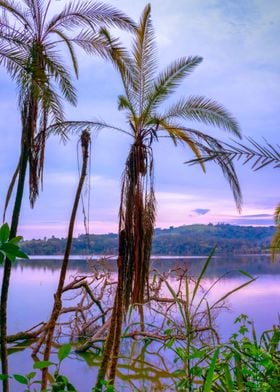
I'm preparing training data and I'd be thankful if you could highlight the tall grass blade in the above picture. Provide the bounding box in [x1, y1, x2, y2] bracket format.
[203, 347, 220, 392]
[191, 247, 216, 305]
[210, 276, 255, 310]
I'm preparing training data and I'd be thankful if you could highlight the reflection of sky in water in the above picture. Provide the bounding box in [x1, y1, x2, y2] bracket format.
[1, 257, 279, 390]
[1, 259, 279, 336]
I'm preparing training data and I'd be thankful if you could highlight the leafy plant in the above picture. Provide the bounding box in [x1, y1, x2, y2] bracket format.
[0, 223, 28, 264]
[215, 315, 280, 392]
[156, 251, 255, 391]
[0, 343, 76, 392]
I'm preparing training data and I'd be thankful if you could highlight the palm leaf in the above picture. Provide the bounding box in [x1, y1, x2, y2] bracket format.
[132, 3, 157, 115]
[0, 0, 32, 30]
[156, 119, 205, 171]
[143, 56, 203, 120]
[3, 158, 20, 222]
[45, 1, 136, 34]
[164, 96, 241, 137]
[184, 133, 242, 211]
[43, 49, 77, 105]
[48, 28, 79, 77]
[186, 137, 280, 170]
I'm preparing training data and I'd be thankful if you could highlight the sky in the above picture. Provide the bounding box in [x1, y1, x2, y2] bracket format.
[0, 0, 279, 239]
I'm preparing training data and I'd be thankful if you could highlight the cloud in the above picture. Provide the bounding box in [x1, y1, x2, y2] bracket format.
[240, 214, 273, 218]
[228, 218, 274, 226]
[228, 213, 274, 226]
[192, 208, 210, 216]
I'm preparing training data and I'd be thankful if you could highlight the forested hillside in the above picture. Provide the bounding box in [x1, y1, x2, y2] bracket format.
[22, 224, 275, 256]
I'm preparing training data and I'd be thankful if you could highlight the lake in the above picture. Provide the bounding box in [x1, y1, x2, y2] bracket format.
[2, 255, 280, 391]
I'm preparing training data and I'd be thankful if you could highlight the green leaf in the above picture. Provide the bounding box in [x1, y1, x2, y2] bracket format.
[26, 371, 36, 380]
[1, 243, 18, 253]
[14, 249, 29, 259]
[0, 374, 10, 380]
[5, 252, 16, 262]
[0, 223, 10, 243]
[55, 374, 68, 383]
[9, 236, 23, 245]
[203, 348, 220, 392]
[33, 360, 54, 369]
[58, 343, 72, 362]
[1, 243, 28, 260]
[13, 374, 28, 385]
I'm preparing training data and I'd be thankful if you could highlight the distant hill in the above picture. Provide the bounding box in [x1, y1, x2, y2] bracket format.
[21, 224, 275, 256]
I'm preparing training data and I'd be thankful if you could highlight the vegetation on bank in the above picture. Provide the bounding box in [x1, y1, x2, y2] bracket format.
[21, 224, 275, 256]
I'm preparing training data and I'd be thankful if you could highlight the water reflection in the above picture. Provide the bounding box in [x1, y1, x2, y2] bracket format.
[9, 253, 280, 276]
[1, 256, 279, 391]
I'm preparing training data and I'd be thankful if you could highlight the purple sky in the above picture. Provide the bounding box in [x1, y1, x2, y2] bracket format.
[0, 0, 279, 239]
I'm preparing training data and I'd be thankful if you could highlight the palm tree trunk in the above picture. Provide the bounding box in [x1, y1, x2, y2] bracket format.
[0, 142, 29, 392]
[41, 130, 90, 390]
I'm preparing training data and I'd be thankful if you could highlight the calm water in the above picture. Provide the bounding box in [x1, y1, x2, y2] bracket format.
[1, 255, 280, 391]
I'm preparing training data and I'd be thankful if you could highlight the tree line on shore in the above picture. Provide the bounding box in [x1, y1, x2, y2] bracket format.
[21, 223, 275, 256]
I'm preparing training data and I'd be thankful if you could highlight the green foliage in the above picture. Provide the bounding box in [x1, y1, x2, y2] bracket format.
[219, 316, 280, 391]
[20, 224, 275, 256]
[0, 344, 76, 391]
[92, 379, 115, 392]
[171, 314, 280, 391]
[153, 250, 256, 391]
[0, 223, 28, 263]
[271, 204, 280, 262]
[58, 344, 72, 362]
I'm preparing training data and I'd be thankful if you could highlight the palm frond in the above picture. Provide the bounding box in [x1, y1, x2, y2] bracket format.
[47, 120, 131, 139]
[157, 119, 204, 169]
[3, 158, 20, 222]
[143, 56, 203, 120]
[274, 205, 280, 225]
[164, 96, 241, 137]
[193, 139, 242, 212]
[186, 137, 280, 171]
[132, 3, 157, 115]
[48, 28, 78, 77]
[45, 1, 136, 35]
[0, 0, 33, 31]
[43, 49, 77, 105]
[98, 28, 138, 121]
[158, 125, 242, 210]
[0, 44, 26, 78]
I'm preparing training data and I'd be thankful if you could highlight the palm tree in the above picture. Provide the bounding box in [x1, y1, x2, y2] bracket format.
[0, 1, 134, 389]
[94, 4, 242, 387]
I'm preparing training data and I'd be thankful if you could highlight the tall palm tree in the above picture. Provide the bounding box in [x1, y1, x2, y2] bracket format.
[0, 1, 134, 389]
[94, 4, 242, 387]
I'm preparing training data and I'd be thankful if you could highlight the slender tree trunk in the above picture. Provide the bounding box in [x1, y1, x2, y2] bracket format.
[95, 231, 126, 390]
[0, 142, 29, 392]
[107, 274, 123, 384]
[41, 130, 90, 390]
[95, 286, 119, 389]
